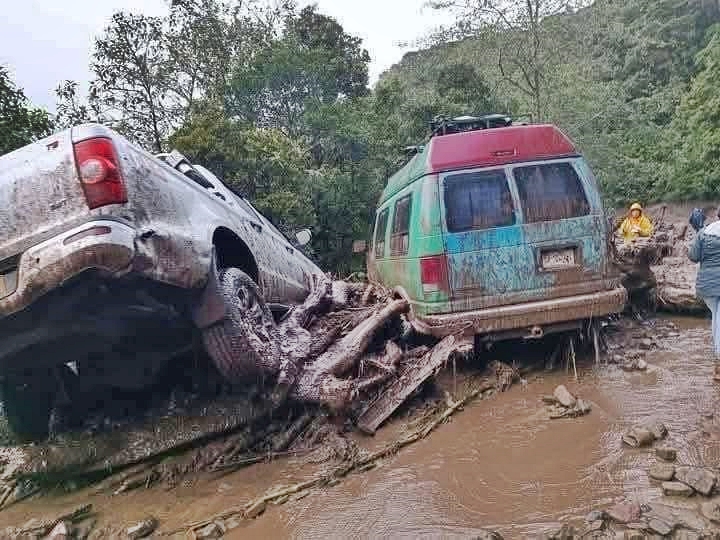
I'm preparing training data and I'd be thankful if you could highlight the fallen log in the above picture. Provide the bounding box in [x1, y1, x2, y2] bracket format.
[289, 299, 409, 410]
[357, 334, 473, 435]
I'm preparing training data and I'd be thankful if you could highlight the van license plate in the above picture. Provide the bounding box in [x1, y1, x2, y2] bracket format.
[542, 249, 575, 269]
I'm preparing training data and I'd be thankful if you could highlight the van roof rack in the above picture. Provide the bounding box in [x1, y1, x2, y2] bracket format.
[429, 114, 512, 138]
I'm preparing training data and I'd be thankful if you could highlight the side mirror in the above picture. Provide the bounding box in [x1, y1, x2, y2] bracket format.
[295, 228, 312, 246]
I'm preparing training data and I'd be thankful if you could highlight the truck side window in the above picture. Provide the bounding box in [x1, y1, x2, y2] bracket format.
[513, 162, 590, 223]
[390, 195, 412, 256]
[444, 170, 515, 232]
[374, 208, 389, 259]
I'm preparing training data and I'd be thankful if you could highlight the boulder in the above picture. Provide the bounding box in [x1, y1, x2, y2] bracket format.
[648, 463, 675, 481]
[606, 502, 642, 524]
[675, 466, 716, 496]
[126, 517, 158, 539]
[655, 447, 678, 462]
[553, 385, 577, 408]
[661, 481, 694, 497]
[647, 518, 673, 536]
[700, 501, 720, 524]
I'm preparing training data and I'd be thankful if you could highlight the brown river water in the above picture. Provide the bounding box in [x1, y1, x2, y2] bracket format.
[1, 316, 719, 538]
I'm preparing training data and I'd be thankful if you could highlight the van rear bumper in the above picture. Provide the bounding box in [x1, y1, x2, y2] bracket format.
[410, 287, 627, 338]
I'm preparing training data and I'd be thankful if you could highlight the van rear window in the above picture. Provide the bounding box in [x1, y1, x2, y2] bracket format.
[444, 170, 515, 232]
[513, 163, 590, 223]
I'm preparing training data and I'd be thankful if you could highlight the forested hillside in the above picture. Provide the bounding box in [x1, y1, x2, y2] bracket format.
[2, 0, 720, 273]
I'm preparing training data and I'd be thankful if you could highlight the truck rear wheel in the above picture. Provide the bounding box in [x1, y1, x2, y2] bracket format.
[2, 370, 56, 443]
[202, 268, 280, 381]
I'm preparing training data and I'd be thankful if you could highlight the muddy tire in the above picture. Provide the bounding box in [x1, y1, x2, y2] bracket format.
[1, 371, 56, 443]
[202, 268, 280, 381]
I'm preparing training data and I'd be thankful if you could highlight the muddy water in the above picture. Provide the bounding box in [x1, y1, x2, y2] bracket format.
[238, 317, 720, 538]
[1, 317, 719, 538]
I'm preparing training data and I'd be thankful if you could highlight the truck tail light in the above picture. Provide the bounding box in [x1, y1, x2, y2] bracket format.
[420, 255, 449, 294]
[73, 137, 127, 209]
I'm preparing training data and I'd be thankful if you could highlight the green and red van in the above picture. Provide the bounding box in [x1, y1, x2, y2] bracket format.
[367, 115, 626, 341]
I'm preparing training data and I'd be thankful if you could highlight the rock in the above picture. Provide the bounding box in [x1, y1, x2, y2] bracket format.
[701, 501, 720, 523]
[675, 466, 717, 496]
[225, 517, 241, 530]
[48, 521, 71, 540]
[662, 481, 695, 497]
[471, 531, 504, 540]
[639, 338, 654, 350]
[126, 517, 158, 539]
[623, 427, 656, 448]
[649, 463, 675, 481]
[647, 421, 668, 440]
[553, 385, 577, 408]
[585, 510, 606, 522]
[195, 521, 226, 539]
[607, 502, 642, 524]
[656, 447, 678, 462]
[648, 518, 673, 535]
[244, 499, 267, 519]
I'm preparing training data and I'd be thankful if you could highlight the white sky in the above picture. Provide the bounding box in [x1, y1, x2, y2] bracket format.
[0, 0, 454, 112]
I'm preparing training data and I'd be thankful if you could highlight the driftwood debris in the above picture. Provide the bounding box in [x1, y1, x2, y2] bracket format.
[170, 378, 496, 537]
[357, 334, 473, 434]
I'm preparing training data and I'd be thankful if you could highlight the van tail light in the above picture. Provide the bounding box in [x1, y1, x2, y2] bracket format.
[73, 137, 128, 210]
[420, 255, 449, 294]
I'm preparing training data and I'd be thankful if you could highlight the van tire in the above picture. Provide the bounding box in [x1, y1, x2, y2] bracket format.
[202, 268, 280, 381]
[2, 370, 56, 443]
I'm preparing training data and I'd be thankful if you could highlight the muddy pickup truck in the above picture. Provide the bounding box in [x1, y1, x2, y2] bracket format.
[0, 123, 323, 441]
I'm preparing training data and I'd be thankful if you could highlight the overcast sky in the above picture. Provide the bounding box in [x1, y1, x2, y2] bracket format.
[0, 0, 453, 112]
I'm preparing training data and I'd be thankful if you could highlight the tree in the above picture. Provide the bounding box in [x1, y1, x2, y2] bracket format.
[226, 5, 370, 136]
[0, 67, 53, 156]
[662, 26, 720, 199]
[429, 0, 592, 121]
[91, 12, 171, 151]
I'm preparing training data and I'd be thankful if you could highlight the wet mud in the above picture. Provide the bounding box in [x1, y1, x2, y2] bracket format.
[1, 315, 719, 538]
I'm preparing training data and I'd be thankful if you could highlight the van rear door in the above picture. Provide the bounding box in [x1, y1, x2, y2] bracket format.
[441, 158, 607, 312]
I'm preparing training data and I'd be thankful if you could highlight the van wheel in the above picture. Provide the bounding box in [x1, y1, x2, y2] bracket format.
[202, 268, 280, 381]
[2, 370, 56, 443]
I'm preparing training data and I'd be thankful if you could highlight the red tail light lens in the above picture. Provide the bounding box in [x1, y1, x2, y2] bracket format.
[73, 137, 127, 209]
[420, 255, 449, 294]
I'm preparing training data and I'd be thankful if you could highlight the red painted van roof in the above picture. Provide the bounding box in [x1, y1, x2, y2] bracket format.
[427, 124, 577, 173]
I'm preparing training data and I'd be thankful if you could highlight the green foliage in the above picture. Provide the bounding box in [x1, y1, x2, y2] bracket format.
[0, 67, 53, 156]
[662, 26, 720, 199]
[226, 5, 370, 136]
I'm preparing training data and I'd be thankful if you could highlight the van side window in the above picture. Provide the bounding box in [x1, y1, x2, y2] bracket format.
[444, 170, 515, 232]
[513, 162, 590, 223]
[374, 208, 389, 258]
[390, 195, 412, 256]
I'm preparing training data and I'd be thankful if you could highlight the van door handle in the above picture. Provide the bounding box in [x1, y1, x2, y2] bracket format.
[250, 222, 262, 233]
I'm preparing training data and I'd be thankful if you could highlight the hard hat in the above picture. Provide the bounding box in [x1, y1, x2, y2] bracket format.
[630, 203, 642, 211]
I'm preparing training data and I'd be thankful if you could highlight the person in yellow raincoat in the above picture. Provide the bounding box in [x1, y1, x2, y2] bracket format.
[619, 203, 654, 243]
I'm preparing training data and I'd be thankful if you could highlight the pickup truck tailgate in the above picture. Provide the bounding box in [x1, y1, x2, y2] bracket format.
[0, 129, 90, 261]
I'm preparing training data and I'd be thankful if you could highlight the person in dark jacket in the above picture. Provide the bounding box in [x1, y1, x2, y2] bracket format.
[688, 207, 720, 381]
